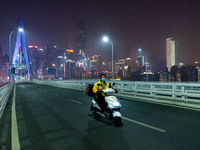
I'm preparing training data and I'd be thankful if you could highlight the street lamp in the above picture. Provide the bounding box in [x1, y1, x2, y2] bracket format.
[9, 30, 15, 81]
[138, 48, 148, 81]
[9, 28, 24, 82]
[102, 36, 114, 80]
[18, 28, 23, 32]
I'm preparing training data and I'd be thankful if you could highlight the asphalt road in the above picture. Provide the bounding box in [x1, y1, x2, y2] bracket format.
[4, 83, 200, 150]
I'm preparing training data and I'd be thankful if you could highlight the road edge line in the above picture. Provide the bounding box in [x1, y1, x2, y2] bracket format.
[11, 85, 20, 150]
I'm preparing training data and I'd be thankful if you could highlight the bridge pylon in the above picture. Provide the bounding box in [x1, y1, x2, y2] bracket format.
[12, 19, 32, 81]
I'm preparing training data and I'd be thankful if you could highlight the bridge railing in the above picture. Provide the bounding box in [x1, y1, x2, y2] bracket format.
[0, 82, 13, 119]
[35, 80, 200, 109]
[113, 81, 200, 109]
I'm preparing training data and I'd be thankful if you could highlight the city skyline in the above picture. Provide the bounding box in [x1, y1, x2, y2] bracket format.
[0, 0, 200, 66]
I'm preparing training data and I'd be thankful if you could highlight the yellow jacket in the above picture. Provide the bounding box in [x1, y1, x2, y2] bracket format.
[93, 81, 109, 97]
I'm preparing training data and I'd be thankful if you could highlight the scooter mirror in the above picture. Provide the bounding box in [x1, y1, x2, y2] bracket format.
[112, 83, 116, 86]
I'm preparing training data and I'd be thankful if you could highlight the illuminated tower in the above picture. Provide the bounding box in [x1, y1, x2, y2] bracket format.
[12, 19, 32, 80]
[166, 38, 175, 71]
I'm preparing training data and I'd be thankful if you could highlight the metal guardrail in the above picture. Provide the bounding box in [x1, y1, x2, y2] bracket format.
[35, 80, 200, 109]
[0, 82, 13, 119]
[35, 80, 94, 91]
[0, 82, 8, 88]
[113, 81, 200, 109]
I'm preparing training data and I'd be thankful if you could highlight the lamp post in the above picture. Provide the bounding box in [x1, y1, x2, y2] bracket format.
[103, 36, 114, 80]
[68, 60, 71, 80]
[138, 48, 148, 81]
[9, 28, 24, 82]
[9, 30, 15, 81]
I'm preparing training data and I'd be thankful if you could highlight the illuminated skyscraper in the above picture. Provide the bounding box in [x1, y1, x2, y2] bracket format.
[75, 22, 86, 79]
[28, 45, 43, 79]
[75, 22, 86, 62]
[166, 38, 175, 71]
[137, 55, 144, 67]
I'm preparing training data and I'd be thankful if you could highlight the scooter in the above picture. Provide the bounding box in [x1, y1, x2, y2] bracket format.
[90, 87, 122, 127]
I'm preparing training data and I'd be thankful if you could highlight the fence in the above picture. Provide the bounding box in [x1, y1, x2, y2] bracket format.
[0, 82, 13, 119]
[35, 80, 200, 109]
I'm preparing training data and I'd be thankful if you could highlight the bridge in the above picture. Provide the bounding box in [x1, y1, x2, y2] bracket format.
[1, 19, 200, 150]
[0, 80, 200, 150]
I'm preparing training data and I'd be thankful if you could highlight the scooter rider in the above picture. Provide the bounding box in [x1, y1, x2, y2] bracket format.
[93, 73, 109, 113]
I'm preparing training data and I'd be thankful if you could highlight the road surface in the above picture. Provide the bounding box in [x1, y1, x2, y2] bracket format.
[1, 83, 200, 150]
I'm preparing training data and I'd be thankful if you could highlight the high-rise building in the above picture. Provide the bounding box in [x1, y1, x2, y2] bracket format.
[125, 58, 131, 67]
[75, 22, 86, 62]
[44, 46, 57, 68]
[65, 49, 75, 79]
[75, 22, 87, 79]
[125, 58, 132, 78]
[115, 59, 125, 78]
[0, 46, 9, 81]
[166, 38, 175, 71]
[28, 45, 44, 79]
[137, 56, 144, 67]
[56, 49, 65, 79]
[43, 46, 57, 79]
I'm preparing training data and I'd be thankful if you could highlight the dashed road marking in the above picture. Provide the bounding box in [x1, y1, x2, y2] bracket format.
[122, 116, 167, 133]
[70, 99, 82, 104]
[52, 93, 59, 96]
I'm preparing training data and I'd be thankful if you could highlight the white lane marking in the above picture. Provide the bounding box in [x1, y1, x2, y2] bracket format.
[122, 116, 167, 133]
[70, 99, 82, 104]
[52, 93, 58, 96]
[12, 85, 21, 150]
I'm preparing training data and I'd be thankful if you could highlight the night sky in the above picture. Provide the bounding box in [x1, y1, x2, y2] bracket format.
[0, 0, 200, 66]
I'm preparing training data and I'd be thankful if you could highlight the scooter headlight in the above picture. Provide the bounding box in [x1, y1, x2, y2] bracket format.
[113, 101, 120, 106]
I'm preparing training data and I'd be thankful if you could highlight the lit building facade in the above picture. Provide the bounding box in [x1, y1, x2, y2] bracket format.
[166, 38, 175, 71]
[28, 45, 44, 79]
[125, 58, 132, 78]
[43, 46, 57, 80]
[75, 22, 86, 62]
[137, 56, 144, 67]
[65, 49, 75, 79]
[115, 59, 125, 78]
[75, 22, 87, 79]
[56, 49, 65, 79]
[0, 46, 9, 81]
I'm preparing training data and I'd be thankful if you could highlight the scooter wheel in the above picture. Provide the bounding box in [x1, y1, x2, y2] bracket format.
[113, 117, 121, 127]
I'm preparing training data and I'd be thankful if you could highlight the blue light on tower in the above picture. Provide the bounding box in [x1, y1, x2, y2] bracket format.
[12, 19, 31, 80]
